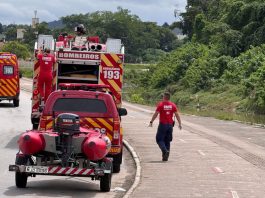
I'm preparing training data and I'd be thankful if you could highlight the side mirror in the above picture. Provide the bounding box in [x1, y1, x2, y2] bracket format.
[118, 108, 127, 116]
[19, 71, 22, 78]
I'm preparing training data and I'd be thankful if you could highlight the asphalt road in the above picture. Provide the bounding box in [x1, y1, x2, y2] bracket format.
[122, 102, 265, 198]
[9, 78, 265, 197]
[0, 90, 135, 198]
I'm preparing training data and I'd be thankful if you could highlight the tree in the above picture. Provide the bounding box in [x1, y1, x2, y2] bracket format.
[59, 8, 178, 62]
[4, 24, 17, 41]
[0, 23, 3, 34]
[23, 22, 52, 51]
[2, 41, 30, 59]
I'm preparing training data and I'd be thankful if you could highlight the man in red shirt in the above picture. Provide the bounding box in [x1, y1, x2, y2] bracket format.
[149, 92, 182, 161]
[37, 48, 56, 102]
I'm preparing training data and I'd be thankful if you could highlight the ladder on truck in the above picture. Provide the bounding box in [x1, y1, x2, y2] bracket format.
[34, 35, 55, 51]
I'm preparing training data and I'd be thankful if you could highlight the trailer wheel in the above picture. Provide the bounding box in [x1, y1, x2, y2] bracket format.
[15, 155, 29, 188]
[100, 172, 112, 192]
[13, 99, 19, 107]
[15, 172, 28, 188]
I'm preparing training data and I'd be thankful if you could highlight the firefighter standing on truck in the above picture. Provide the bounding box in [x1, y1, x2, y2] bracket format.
[37, 48, 55, 102]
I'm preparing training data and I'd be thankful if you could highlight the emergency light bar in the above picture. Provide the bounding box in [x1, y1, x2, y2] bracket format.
[59, 83, 110, 91]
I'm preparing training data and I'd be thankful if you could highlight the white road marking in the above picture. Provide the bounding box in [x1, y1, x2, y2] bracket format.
[231, 190, 239, 198]
[179, 139, 187, 143]
[212, 167, 224, 173]
[111, 187, 126, 192]
[128, 115, 136, 118]
[197, 150, 206, 156]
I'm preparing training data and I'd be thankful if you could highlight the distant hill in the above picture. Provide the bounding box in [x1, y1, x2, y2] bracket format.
[48, 20, 65, 29]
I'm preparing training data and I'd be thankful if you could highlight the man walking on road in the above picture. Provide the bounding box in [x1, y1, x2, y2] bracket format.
[149, 92, 182, 161]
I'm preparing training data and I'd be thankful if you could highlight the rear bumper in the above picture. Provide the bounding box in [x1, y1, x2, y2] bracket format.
[0, 96, 18, 100]
[108, 146, 122, 155]
[9, 165, 111, 177]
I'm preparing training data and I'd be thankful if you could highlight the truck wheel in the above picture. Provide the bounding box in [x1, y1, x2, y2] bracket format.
[100, 173, 112, 192]
[112, 151, 122, 173]
[15, 172, 28, 188]
[31, 118, 39, 130]
[113, 163, 120, 173]
[32, 123, 39, 130]
[13, 99, 19, 107]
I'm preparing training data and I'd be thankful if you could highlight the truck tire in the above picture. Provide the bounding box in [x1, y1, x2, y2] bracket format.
[31, 118, 39, 130]
[112, 151, 122, 173]
[100, 173, 112, 192]
[13, 99, 19, 107]
[113, 163, 120, 173]
[32, 123, 39, 130]
[15, 172, 28, 188]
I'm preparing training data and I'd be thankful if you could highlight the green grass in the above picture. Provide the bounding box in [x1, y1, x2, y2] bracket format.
[20, 67, 33, 78]
[124, 63, 154, 70]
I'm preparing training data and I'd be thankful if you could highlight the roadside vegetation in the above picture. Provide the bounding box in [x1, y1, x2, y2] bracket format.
[20, 67, 33, 78]
[0, 8, 179, 63]
[124, 0, 265, 124]
[2, 2, 265, 123]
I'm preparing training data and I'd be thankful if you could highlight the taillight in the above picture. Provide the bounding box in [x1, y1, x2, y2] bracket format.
[33, 89, 39, 95]
[112, 118, 120, 145]
[33, 89, 39, 100]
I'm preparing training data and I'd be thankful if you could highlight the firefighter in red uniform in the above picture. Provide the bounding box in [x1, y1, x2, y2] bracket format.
[149, 92, 182, 161]
[37, 48, 55, 102]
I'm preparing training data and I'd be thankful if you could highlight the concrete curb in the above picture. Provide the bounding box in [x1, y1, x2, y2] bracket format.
[122, 139, 141, 198]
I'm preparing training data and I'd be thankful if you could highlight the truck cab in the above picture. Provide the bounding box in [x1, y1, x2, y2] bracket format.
[39, 83, 127, 173]
[0, 52, 20, 107]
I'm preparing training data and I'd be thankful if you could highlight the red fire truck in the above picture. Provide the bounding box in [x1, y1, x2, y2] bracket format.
[31, 34, 126, 173]
[0, 52, 20, 107]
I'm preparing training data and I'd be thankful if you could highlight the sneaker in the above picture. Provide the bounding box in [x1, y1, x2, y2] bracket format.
[162, 151, 169, 161]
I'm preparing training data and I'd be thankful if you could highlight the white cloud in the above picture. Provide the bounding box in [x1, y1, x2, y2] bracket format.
[0, 0, 187, 25]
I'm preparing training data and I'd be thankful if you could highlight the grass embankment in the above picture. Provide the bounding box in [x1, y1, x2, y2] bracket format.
[20, 64, 265, 124]
[20, 67, 33, 78]
[123, 64, 265, 125]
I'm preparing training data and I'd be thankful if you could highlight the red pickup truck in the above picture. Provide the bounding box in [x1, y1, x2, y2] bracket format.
[39, 83, 127, 173]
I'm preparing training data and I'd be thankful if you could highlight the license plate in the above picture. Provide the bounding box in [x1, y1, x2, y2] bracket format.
[25, 166, 49, 174]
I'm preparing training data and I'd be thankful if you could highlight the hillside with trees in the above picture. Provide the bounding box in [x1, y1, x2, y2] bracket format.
[0, 8, 179, 63]
[125, 0, 265, 116]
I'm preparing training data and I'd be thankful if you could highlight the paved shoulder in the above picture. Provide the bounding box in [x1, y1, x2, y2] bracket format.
[123, 103, 265, 198]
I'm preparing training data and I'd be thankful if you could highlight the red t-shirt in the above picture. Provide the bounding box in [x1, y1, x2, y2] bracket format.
[156, 100, 178, 124]
[37, 54, 55, 76]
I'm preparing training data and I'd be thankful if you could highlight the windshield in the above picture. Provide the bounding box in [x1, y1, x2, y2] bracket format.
[52, 98, 107, 113]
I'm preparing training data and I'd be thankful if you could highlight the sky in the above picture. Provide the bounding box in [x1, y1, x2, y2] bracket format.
[0, 0, 187, 26]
